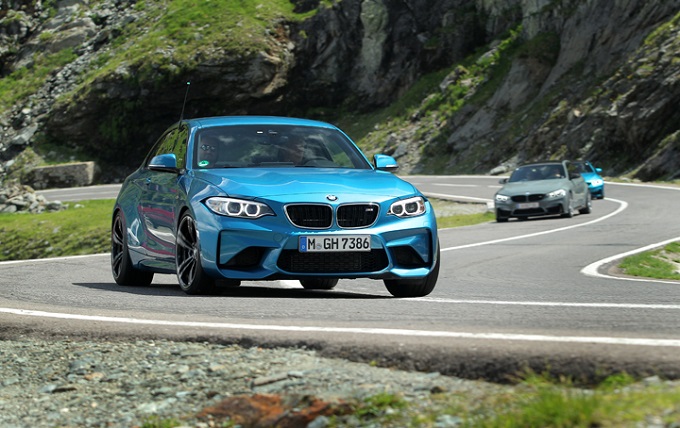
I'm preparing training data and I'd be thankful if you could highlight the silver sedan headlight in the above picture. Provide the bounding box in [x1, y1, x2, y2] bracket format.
[388, 196, 426, 217]
[205, 197, 274, 218]
[547, 189, 566, 199]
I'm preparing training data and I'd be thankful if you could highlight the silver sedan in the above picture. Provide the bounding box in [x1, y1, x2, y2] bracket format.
[494, 160, 592, 222]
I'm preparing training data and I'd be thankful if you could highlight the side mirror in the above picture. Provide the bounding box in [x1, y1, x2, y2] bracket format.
[596, 167, 603, 173]
[374, 154, 398, 172]
[499, 178, 508, 184]
[148, 154, 179, 173]
[569, 172, 581, 180]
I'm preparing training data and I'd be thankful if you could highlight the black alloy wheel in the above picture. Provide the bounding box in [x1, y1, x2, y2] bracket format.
[176, 213, 216, 295]
[111, 211, 153, 286]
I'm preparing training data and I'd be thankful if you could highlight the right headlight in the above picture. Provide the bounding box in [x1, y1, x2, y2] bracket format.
[495, 194, 510, 202]
[547, 189, 567, 199]
[205, 197, 274, 219]
[388, 196, 426, 217]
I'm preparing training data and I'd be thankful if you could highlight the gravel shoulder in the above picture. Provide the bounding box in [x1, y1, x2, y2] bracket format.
[0, 335, 509, 428]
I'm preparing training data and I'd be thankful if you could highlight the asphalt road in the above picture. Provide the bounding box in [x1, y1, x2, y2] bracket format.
[4, 177, 680, 382]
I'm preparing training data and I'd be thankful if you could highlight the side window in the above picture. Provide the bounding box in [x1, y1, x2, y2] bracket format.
[147, 126, 188, 170]
[566, 162, 577, 177]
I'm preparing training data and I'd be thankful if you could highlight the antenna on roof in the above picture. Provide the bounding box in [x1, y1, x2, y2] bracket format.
[179, 81, 191, 122]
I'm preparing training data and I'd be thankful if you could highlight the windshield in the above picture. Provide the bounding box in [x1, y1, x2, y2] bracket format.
[193, 125, 371, 170]
[572, 162, 594, 174]
[508, 164, 565, 182]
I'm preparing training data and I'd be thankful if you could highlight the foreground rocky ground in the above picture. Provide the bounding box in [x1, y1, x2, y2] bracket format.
[0, 336, 511, 428]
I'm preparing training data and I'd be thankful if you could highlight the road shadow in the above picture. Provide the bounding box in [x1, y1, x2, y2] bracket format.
[73, 281, 392, 299]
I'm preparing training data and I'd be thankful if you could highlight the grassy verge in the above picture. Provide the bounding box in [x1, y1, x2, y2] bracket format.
[0, 198, 490, 262]
[0, 199, 114, 261]
[619, 241, 680, 280]
[138, 372, 680, 427]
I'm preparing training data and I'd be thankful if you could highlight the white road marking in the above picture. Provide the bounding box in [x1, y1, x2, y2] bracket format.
[411, 298, 680, 310]
[581, 236, 680, 284]
[442, 198, 628, 252]
[1, 307, 679, 347]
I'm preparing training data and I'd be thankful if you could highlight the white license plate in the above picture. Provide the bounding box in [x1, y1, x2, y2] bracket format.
[517, 202, 539, 209]
[299, 235, 371, 252]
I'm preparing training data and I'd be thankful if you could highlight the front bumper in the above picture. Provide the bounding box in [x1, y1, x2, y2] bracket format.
[587, 183, 604, 198]
[495, 196, 567, 219]
[195, 206, 439, 281]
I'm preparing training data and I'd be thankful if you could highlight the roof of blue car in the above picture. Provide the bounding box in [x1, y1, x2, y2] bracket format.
[186, 116, 338, 129]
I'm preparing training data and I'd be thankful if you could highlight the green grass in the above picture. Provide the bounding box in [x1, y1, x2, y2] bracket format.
[0, 48, 77, 111]
[0, 199, 113, 261]
[0, 199, 490, 262]
[138, 373, 680, 427]
[619, 241, 680, 280]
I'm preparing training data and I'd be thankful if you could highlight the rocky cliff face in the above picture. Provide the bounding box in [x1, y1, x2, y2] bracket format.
[1, 0, 678, 184]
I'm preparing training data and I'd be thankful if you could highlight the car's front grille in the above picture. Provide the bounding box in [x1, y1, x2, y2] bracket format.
[285, 203, 379, 229]
[286, 204, 333, 229]
[277, 249, 389, 273]
[337, 204, 379, 228]
[511, 194, 545, 202]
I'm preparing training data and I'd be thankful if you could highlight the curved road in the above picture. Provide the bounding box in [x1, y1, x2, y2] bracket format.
[2, 177, 680, 381]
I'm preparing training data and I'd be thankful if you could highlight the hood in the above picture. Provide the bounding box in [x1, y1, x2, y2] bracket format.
[579, 172, 602, 182]
[192, 168, 419, 202]
[498, 179, 570, 196]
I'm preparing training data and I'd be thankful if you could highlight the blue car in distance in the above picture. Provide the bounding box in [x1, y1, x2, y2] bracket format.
[111, 116, 439, 297]
[572, 160, 605, 199]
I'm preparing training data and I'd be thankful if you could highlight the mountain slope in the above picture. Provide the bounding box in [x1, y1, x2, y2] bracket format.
[0, 0, 678, 183]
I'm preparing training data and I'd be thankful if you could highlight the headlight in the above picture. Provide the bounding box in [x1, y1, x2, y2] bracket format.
[388, 196, 426, 217]
[547, 189, 566, 198]
[205, 197, 274, 218]
[590, 179, 603, 186]
[495, 194, 510, 202]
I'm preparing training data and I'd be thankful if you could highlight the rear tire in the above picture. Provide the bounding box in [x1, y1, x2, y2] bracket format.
[384, 244, 440, 298]
[300, 278, 339, 290]
[111, 211, 153, 286]
[176, 213, 217, 295]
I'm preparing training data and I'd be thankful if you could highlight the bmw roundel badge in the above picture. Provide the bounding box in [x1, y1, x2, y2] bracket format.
[326, 195, 338, 201]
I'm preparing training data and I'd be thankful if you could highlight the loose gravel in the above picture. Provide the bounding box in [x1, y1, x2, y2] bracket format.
[0, 336, 509, 428]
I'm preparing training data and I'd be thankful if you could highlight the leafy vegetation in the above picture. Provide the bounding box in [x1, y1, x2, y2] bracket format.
[0, 48, 77, 111]
[69, 0, 315, 100]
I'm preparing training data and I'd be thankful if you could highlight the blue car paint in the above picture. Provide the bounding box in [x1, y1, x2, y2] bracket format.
[575, 161, 605, 199]
[113, 116, 439, 291]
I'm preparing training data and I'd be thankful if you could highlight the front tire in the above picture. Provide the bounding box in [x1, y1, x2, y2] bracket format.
[579, 192, 592, 214]
[300, 278, 339, 290]
[176, 213, 217, 295]
[561, 195, 574, 218]
[384, 244, 440, 298]
[111, 211, 153, 286]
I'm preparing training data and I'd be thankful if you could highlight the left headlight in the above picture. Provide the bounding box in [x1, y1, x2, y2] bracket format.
[388, 196, 426, 217]
[590, 179, 603, 186]
[547, 189, 566, 198]
[205, 197, 274, 219]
